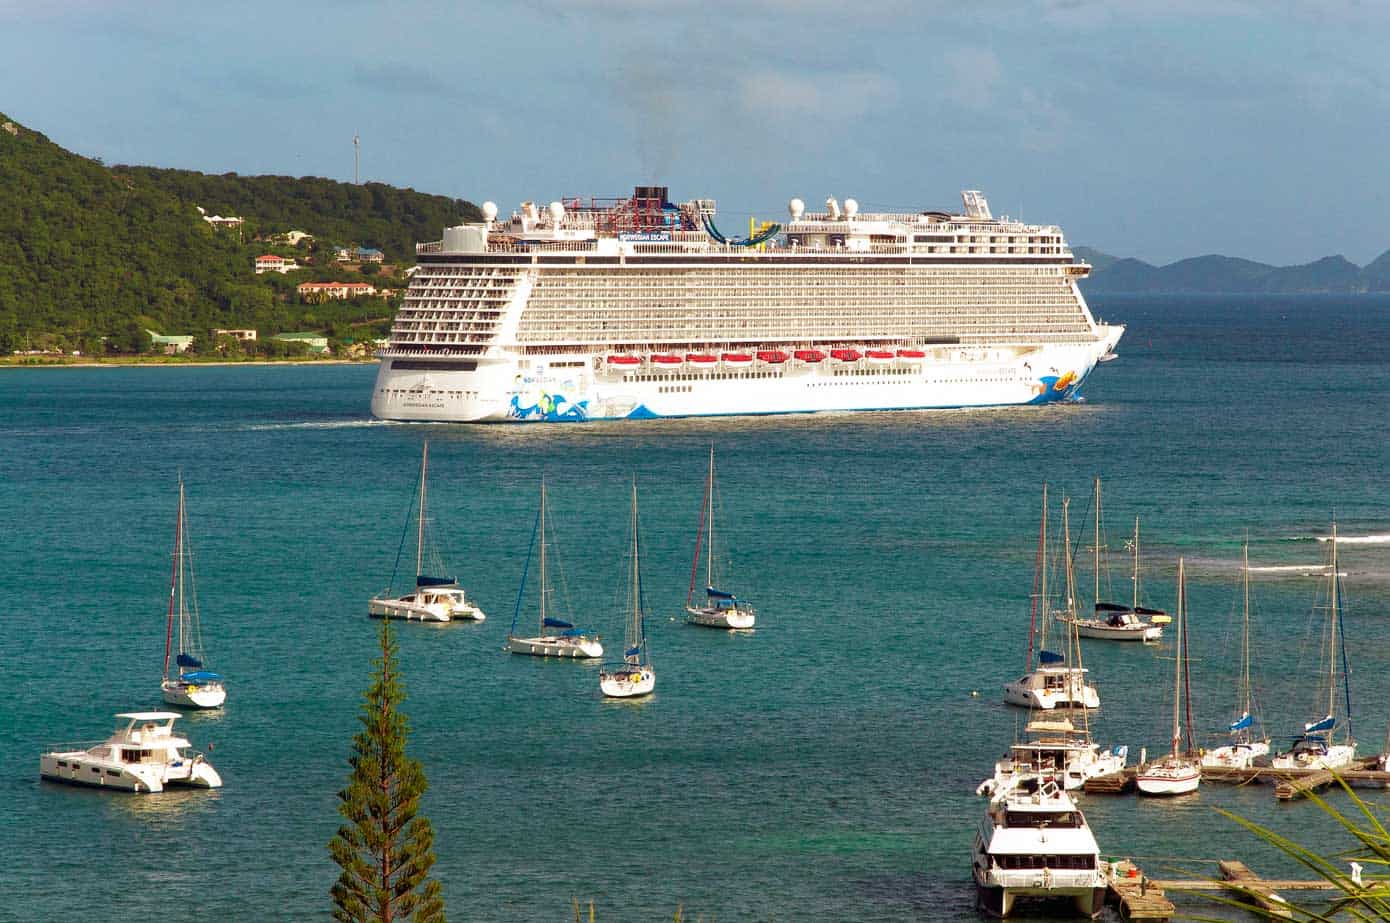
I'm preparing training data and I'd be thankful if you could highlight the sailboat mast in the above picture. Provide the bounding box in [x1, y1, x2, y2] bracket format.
[177, 479, 187, 661]
[538, 481, 548, 629]
[1241, 535, 1252, 730]
[1093, 478, 1101, 611]
[1173, 558, 1185, 758]
[1062, 496, 1090, 738]
[163, 478, 181, 680]
[1132, 518, 1140, 612]
[1028, 484, 1049, 670]
[706, 445, 714, 589]
[416, 441, 428, 578]
[632, 478, 641, 652]
[1329, 521, 1338, 728]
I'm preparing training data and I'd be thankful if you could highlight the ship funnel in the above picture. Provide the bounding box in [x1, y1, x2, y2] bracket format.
[481, 201, 498, 223]
[826, 197, 841, 220]
[843, 198, 859, 219]
[788, 198, 805, 220]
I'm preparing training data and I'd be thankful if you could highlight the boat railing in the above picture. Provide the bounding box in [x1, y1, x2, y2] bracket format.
[43, 738, 108, 753]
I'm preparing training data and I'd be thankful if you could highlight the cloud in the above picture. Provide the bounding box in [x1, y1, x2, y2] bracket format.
[941, 47, 1003, 110]
[737, 69, 899, 121]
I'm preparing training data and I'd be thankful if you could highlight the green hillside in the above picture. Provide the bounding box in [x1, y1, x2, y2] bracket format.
[0, 112, 478, 355]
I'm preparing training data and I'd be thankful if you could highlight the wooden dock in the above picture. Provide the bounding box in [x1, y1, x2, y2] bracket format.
[1084, 757, 1387, 798]
[1105, 859, 1175, 921]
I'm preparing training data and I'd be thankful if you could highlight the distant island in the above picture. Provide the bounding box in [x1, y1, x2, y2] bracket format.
[1074, 246, 1390, 294]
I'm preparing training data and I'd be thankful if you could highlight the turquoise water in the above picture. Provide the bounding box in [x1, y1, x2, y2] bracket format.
[3, 294, 1390, 920]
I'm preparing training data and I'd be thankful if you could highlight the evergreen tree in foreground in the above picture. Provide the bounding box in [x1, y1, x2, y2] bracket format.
[330, 619, 445, 922]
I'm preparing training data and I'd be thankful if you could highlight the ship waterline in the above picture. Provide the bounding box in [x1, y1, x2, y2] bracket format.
[371, 187, 1123, 423]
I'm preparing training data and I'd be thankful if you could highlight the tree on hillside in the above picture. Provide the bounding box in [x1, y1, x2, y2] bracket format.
[329, 619, 445, 922]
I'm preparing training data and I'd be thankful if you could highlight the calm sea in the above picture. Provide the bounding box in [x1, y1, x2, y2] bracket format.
[2, 294, 1389, 921]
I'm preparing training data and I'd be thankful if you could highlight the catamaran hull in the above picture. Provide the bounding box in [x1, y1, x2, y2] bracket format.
[1271, 745, 1356, 772]
[506, 636, 604, 659]
[685, 606, 755, 629]
[161, 681, 226, 709]
[39, 755, 222, 793]
[1201, 742, 1270, 769]
[369, 598, 452, 622]
[1002, 686, 1101, 711]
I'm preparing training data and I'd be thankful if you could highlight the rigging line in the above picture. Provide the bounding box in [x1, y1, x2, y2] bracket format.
[1027, 485, 1045, 671]
[687, 461, 710, 607]
[386, 458, 424, 595]
[163, 480, 181, 679]
[510, 501, 541, 637]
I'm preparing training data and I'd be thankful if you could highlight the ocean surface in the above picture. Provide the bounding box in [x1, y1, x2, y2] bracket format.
[3, 294, 1389, 921]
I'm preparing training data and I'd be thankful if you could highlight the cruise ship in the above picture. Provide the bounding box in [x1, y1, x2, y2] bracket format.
[371, 186, 1122, 423]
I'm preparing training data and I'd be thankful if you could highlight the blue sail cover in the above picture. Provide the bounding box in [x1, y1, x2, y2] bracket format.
[1229, 713, 1253, 732]
[543, 617, 574, 629]
[1305, 714, 1336, 733]
[1038, 650, 1065, 665]
[179, 670, 223, 683]
[176, 652, 203, 669]
[625, 645, 641, 657]
[706, 586, 736, 600]
[416, 575, 456, 588]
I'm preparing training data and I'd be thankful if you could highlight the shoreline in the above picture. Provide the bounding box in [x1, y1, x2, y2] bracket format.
[0, 358, 378, 369]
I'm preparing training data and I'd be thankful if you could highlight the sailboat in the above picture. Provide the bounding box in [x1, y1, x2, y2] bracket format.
[599, 479, 655, 698]
[1058, 480, 1165, 642]
[685, 445, 755, 629]
[1270, 520, 1356, 771]
[1136, 557, 1201, 796]
[506, 480, 603, 658]
[1004, 489, 1101, 711]
[1202, 536, 1270, 769]
[161, 476, 227, 709]
[369, 441, 485, 623]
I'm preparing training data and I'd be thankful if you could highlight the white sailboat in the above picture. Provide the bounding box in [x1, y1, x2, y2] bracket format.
[1270, 520, 1356, 771]
[369, 441, 486, 623]
[160, 477, 226, 709]
[1059, 480, 1165, 642]
[1202, 536, 1271, 769]
[1004, 490, 1101, 711]
[1136, 557, 1201, 796]
[506, 480, 603, 658]
[685, 445, 756, 629]
[599, 480, 655, 698]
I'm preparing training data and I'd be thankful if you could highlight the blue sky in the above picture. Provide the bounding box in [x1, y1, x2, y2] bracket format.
[4, 0, 1387, 265]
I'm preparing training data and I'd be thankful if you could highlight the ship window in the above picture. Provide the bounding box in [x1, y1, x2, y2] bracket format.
[107, 770, 121, 777]
[57, 761, 68, 768]
[92, 767, 101, 774]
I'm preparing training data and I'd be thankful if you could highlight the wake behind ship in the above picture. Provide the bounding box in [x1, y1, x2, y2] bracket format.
[371, 186, 1123, 423]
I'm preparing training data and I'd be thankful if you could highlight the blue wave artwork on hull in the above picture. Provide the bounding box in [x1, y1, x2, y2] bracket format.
[1027, 372, 1081, 405]
[508, 393, 589, 421]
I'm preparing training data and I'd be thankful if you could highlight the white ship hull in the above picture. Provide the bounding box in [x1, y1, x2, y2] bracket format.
[685, 605, 755, 629]
[506, 635, 603, 659]
[1136, 758, 1201, 796]
[372, 337, 1119, 424]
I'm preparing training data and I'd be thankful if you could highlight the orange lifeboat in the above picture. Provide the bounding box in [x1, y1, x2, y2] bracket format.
[896, 348, 927, 360]
[757, 350, 789, 364]
[865, 350, 895, 363]
[830, 348, 862, 362]
[607, 355, 641, 366]
[721, 352, 753, 367]
[793, 349, 825, 363]
[650, 354, 683, 366]
[686, 353, 718, 366]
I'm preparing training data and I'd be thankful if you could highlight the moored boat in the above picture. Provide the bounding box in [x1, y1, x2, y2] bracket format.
[1202, 536, 1271, 769]
[600, 479, 655, 698]
[506, 480, 603, 659]
[160, 476, 227, 709]
[684, 445, 756, 630]
[1137, 558, 1201, 796]
[1058, 481, 1165, 643]
[40, 712, 222, 793]
[972, 775, 1107, 918]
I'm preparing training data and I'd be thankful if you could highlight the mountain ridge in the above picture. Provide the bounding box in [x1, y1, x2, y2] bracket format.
[1073, 246, 1388, 294]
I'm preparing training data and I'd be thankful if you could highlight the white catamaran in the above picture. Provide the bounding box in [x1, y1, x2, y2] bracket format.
[1270, 520, 1356, 771]
[369, 441, 486, 623]
[506, 480, 603, 659]
[1202, 536, 1270, 769]
[684, 445, 755, 629]
[599, 480, 655, 698]
[160, 477, 226, 710]
[1136, 558, 1201, 796]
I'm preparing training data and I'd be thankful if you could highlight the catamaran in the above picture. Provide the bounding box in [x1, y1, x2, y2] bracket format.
[977, 715, 1128, 796]
[972, 775, 1108, 919]
[685, 445, 755, 629]
[1136, 558, 1201, 796]
[599, 480, 655, 698]
[506, 480, 603, 658]
[160, 476, 226, 709]
[1058, 480, 1165, 642]
[40, 712, 222, 793]
[369, 441, 486, 623]
[1269, 520, 1356, 771]
[1202, 536, 1270, 769]
[1004, 490, 1100, 711]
